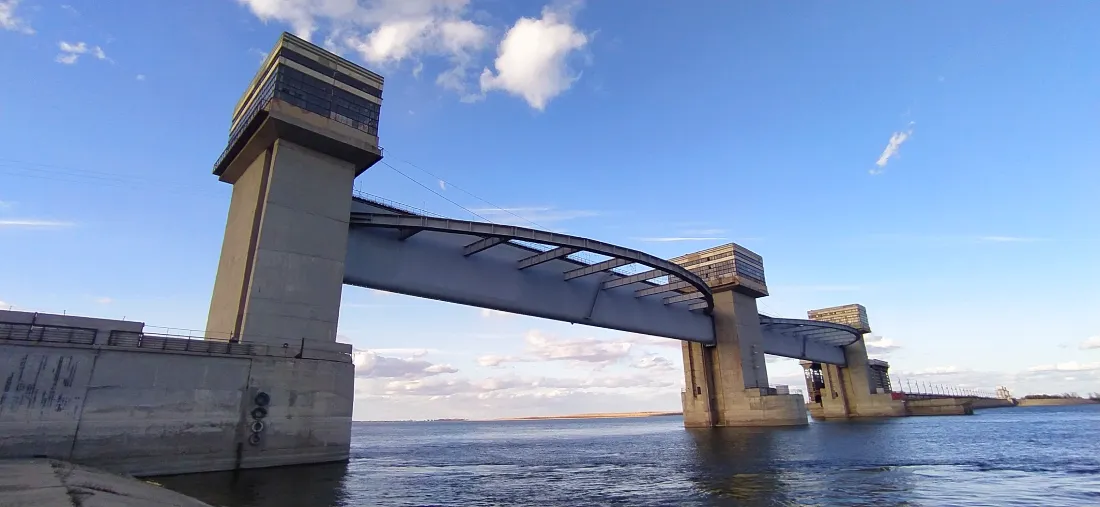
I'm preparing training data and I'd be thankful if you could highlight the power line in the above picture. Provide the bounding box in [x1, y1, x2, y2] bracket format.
[0, 159, 215, 194]
[378, 160, 492, 223]
[394, 158, 548, 230]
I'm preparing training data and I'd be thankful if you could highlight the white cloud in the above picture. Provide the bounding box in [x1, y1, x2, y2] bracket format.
[479, 308, 512, 319]
[353, 349, 458, 379]
[438, 179, 447, 191]
[1026, 361, 1100, 373]
[93, 297, 113, 305]
[0, 200, 13, 208]
[871, 125, 914, 175]
[864, 334, 901, 355]
[620, 333, 682, 349]
[236, 0, 591, 108]
[1080, 336, 1100, 350]
[370, 348, 432, 357]
[248, 47, 269, 64]
[632, 355, 675, 372]
[476, 354, 515, 367]
[237, 0, 492, 99]
[477, 330, 634, 367]
[0, 0, 34, 34]
[0, 219, 74, 228]
[525, 330, 631, 363]
[635, 237, 727, 243]
[136, 74, 146, 81]
[55, 41, 108, 65]
[479, 5, 588, 110]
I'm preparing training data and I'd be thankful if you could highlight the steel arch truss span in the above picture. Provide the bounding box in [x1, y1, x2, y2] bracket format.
[758, 316, 863, 365]
[344, 201, 715, 343]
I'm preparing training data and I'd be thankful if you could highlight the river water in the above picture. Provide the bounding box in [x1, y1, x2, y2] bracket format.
[158, 405, 1100, 506]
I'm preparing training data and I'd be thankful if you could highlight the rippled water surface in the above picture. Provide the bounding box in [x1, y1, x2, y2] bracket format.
[158, 405, 1100, 506]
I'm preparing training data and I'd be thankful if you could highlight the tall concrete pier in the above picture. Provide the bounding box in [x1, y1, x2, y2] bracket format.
[677, 245, 808, 427]
[206, 32, 384, 355]
[801, 305, 907, 419]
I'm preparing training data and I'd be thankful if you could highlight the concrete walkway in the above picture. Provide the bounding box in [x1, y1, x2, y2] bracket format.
[0, 459, 211, 507]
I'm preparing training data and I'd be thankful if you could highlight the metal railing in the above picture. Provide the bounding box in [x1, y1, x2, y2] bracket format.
[106, 330, 262, 355]
[891, 376, 1000, 399]
[0, 320, 265, 357]
[0, 323, 97, 345]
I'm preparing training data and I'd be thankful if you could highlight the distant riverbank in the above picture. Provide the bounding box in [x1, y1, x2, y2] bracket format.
[1018, 398, 1099, 407]
[496, 411, 682, 421]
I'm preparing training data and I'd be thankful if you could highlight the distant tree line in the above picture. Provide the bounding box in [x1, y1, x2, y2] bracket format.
[1020, 393, 1100, 400]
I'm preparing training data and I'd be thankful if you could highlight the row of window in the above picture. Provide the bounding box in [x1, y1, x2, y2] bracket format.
[227, 77, 278, 148]
[278, 47, 383, 99]
[226, 66, 382, 142]
[275, 89, 379, 136]
[279, 67, 381, 115]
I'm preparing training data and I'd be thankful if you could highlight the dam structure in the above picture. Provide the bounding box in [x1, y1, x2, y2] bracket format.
[0, 33, 985, 476]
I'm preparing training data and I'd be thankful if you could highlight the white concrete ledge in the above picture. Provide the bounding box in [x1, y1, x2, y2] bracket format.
[0, 459, 212, 506]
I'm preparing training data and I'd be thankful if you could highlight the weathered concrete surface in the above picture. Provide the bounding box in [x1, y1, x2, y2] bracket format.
[238, 357, 354, 468]
[69, 351, 250, 475]
[1017, 398, 1098, 407]
[803, 341, 907, 420]
[972, 397, 1017, 409]
[0, 338, 353, 476]
[907, 398, 975, 416]
[682, 291, 807, 427]
[207, 139, 357, 349]
[0, 459, 211, 507]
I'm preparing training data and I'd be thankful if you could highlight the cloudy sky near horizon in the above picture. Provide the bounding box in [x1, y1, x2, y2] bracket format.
[2, 0, 1099, 420]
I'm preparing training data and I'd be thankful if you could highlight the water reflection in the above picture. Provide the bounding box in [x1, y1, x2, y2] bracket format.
[154, 408, 1100, 507]
[685, 423, 925, 506]
[156, 462, 349, 507]
[688, 427, 784, 504]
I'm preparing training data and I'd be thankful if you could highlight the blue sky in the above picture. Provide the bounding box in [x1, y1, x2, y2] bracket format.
[2, 0, 1098, 420]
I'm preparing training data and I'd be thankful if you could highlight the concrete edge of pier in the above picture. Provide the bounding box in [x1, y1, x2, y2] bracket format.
[0, 459, 211, 507]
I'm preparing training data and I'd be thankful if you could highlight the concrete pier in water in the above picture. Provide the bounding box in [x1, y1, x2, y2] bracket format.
[677, 246, 807, 426]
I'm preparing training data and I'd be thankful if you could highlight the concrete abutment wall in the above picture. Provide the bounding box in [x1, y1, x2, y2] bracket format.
[0, 338, 352, 477]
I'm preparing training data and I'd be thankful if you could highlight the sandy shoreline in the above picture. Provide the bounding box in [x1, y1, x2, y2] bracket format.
[1017, 398, 1100, 407]
[494, 411, 683, 421]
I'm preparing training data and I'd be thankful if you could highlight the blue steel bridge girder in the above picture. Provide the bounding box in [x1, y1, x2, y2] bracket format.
[344, 201, 716, 343]
[344, 197, 860, 363]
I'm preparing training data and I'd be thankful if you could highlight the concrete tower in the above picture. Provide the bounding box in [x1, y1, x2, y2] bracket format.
[205, 32, 384, 357]
[802, 304, 907, 419]
[677, 244, 808, 427]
